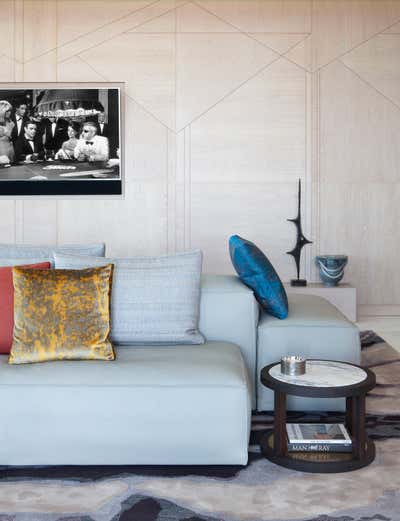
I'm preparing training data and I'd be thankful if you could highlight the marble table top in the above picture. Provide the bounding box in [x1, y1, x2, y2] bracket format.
[269, 360, 367, 387]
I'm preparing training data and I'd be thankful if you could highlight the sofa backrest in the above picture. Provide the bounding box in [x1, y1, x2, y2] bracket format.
[199, 274, 259, 409]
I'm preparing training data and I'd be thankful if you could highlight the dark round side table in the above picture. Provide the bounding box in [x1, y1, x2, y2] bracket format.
[260, 360, 376, 473]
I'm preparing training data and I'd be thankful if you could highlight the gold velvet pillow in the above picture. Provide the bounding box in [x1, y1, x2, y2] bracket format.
[9, 265, 115, 364]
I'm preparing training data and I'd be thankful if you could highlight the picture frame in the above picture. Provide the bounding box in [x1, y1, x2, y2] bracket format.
[0, 82, 123, 196]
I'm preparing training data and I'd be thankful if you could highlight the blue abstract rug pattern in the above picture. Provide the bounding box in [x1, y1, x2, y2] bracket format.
[0, 340, 399, 521]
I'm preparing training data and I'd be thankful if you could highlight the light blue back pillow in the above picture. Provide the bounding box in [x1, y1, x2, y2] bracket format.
[54, 250, 205, 345]
[0, 243, 105, 267]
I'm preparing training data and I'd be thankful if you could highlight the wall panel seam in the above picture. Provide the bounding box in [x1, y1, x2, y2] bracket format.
[304, 68, 310, 282]
[339, 59, 400, 112]
[166, 130, 169, 252]
[55, 0, 185, 66]
[317, 69, 320, 261]
[188, 125, 191, 250]
[183, 128, 186, 250]
[23, 0, 162, 65]
[56, 0, 59, 244]
[315, 14, 400, 73]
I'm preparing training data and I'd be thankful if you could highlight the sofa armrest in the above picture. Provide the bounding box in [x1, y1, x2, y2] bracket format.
[199, 274, 259, 409]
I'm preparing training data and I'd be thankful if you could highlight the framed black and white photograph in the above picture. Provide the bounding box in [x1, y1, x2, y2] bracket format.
[0, 83, 122, 196]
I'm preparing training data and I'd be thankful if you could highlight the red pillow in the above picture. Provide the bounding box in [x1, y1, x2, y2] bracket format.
[0, 262, 51, 354]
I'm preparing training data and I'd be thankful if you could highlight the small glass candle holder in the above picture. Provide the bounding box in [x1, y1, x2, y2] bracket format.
[280, 355, 306, 376]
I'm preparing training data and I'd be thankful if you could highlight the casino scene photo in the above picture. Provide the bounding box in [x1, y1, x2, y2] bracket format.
[0, 87, 121, 192]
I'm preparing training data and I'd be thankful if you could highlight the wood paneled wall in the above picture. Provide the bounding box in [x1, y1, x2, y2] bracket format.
[2, 0, 400, 314]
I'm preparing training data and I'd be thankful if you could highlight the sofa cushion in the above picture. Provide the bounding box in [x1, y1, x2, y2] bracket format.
[0, 342, 251, 465]
[0, 243, 105, 267]
[9, 265, 115, 364]
[259, 293, 356, 329]
[229, 235, 288, 319]
[0, 262, 51, 354]
[54, 250, 205, 345]
[257, 293, 361, 412]
[2, 342, 246, 387]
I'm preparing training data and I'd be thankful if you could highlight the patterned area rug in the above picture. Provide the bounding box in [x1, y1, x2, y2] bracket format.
[0, 340, 399, 521]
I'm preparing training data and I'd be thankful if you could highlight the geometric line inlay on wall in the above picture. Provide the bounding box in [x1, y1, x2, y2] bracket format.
[128, 9, 176, 33]
[190, 58, 306, 184]
[249, 33, 310, 56]
[284, 35, 312, 72]
[57, 0, 154, 47]
[319, 60, 400, 305]
[384, 20, 400, 33]
[195, 0, 312, 34]
[341, 34, 400, 108]
[80, 31, 278, 131]
[310, 1, 400, 71]
[80, 33, 176, 130]
[129, 2, 239, 33]
[176, 2, 238, 32]
[176, 33, 278, 130]
[285, 1, 400, 72]
[320, 60, 400, 186]
[57, 56, 108, 83]
[56, 0, 187, 63]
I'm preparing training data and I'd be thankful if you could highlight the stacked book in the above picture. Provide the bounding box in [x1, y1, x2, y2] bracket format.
[286, 423, 352, 452]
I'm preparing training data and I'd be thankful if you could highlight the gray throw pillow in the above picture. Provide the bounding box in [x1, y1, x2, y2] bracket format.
[0, 243, 106, 267]
[54, 250, 205, 345]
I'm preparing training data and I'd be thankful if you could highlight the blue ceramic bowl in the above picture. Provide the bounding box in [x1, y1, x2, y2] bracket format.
[316, 255, 348, 287]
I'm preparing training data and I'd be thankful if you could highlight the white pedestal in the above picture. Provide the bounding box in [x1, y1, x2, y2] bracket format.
[285, 283, 357, 322]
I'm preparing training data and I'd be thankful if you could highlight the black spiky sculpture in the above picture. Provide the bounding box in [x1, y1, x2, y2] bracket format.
[287, 179, 312, 286]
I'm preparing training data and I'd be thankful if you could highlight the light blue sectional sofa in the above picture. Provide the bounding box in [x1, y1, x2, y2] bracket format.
[0, 273, 256, 466]
[0, 245, 360, 466]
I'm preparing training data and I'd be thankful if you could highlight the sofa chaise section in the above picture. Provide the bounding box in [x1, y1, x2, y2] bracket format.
[0, 343, 251, 465]
[257, 293, 361, 412]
